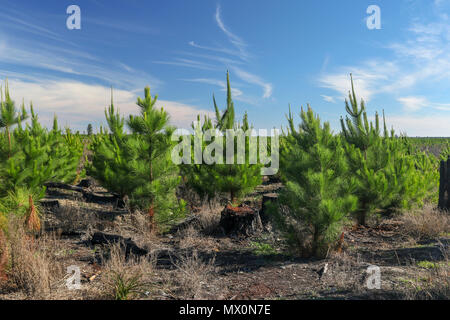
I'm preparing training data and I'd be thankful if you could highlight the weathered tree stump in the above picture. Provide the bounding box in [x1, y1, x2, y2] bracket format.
[438, 156, 450, 210]
[77, 178, 94, 189]
[89, 232, 148, 257]
[39, 199, 60, 210]
[260, 193, 279, 225]
[44, 182, 84, 193]
[219, 204, 263, 236]
[44, 181, 126, 208]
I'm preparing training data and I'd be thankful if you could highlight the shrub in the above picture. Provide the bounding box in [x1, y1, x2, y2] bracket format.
[181, 72, 262, 205]
[274, 105, 357, 257]
[0, 83, 83, 198]
[4, 217, 62, 298]
[89, 88, 185, 231]
[340, 75, 438, 225]
[401, 205, 450, 240]
[103, 242, 153, 300]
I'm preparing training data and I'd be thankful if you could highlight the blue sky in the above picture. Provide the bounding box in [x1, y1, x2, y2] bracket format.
[0, 0, 449, 136]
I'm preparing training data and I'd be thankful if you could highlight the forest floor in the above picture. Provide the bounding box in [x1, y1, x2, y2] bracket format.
[0, 178, 448, 300]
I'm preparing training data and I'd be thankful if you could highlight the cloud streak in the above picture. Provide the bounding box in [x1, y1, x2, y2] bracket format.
[4, 79, 214, 131]
[318, 1, 450, 120]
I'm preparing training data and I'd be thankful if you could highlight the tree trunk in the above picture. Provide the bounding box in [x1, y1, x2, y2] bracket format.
[312, 228, 320, 257]
[260, 193, 278, 225]
[6, 126, 11, 159]
[148, 204, 155, 233]
[148, 146, 156, 233]
[230, 191, 236, 206]
[358, 211, 366, 226]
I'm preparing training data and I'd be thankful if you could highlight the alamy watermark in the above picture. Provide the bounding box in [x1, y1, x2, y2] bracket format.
[366, 5, 381, 30]
[366, 265, 381, 289]
[66, 265, 81, 290]
[171, 125, 280, 176]
[66, 5, 81, 30]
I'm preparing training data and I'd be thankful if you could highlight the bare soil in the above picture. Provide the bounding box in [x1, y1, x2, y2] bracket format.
[0, 179, 448, 300]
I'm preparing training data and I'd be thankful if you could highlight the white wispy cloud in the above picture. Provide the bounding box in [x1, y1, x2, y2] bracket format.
[321, 95, 336, 103]
[0, 34, 161, 90]
[398, 96, 450, 112]
[4, 79, 214, 131]
[319, 1, 450, 123]
[232, 67, 273, 99]
[214, 5, 249, 61]
[157, 5, 273, 102]
[153, 58, 219, 71]
[181, 78, 243, 96]
[397, 96, 429, 111]
[188, 41, 243, 59]
[385, 114, 450, 137]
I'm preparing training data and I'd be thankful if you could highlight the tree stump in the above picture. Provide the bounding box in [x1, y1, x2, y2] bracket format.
[438, 156, 450, 210]
[260, 193, 279, 225]
[77, 178, 94, 189]
[89, 232, 148, 257]
[219, 204, 263, 236]
[39, 199, 60, 210]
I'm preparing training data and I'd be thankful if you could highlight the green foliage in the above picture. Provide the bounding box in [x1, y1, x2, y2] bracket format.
[250, 241, 278, 256]
[274, 106, 357, 257]
[0, 80, 28, 158]
[340, 76, 438, 225]
[440, 143, 450, 161]
[0, 187, 42, 234]
[182, 72, 262, 204]
[110, 270, 146, 300]
[88, 88, 185, 228]
[0, 84, 83, 199]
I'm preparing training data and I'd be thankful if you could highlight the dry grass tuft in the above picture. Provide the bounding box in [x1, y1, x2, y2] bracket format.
[172, 250, 216, 299]
[178, 225, 218, 251]
[195, 199, 223, 234]
[397, 243, 449, 300]
[48, 201, 97, 235]
[0, 228, 8, 281]
[401, 205, 450, 240]
[102, 242, 155, 300]
[4, 217, 63, 298]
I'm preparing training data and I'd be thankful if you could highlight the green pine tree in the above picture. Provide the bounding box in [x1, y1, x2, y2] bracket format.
[274, 105, 357, 257]
[89, 87, 185, 231]
[340, 75, 438, 225]
[0, 80, 28, 159]
[182, 72, 262, 205]
[0, 83, 84, 214]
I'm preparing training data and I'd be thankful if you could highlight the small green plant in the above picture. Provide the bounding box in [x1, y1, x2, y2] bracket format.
[416, 260, 449, 269]
[250, 241, 278, 256]
[111, 270, 146, 300]
[417, 261, 438, 269]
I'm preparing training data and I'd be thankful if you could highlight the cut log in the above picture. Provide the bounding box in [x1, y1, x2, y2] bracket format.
[89, 232, 148, 257]
[39, 199, 60, 209]
[77, 178, 94, 188]
[260, 193, 278, 225]
[168, 214, 201, 234]
[44, 182, 84, 193]
[219, 204, 263, 236]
